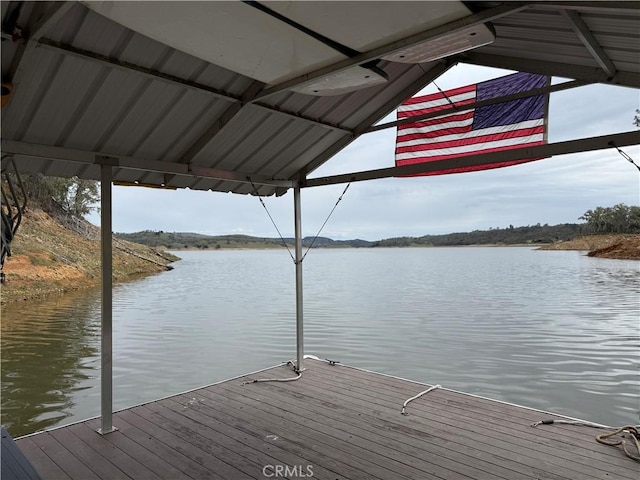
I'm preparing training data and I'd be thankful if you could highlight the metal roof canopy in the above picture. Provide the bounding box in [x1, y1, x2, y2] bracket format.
[2, 0, 640, 437]
[2, 1, 639, 195]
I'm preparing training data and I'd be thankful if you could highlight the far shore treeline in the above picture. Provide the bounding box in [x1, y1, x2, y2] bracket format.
[117, 204, 640, 250]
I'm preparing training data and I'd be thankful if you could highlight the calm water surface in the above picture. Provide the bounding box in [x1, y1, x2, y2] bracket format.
[1, 247, 639, 437]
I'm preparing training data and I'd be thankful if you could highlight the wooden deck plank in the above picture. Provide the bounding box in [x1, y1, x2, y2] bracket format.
[47, 427, 133, 480]
[176, 388, 447, 480]
[217, 377, 556, 480]
[220, 375, 577, 480]
[133, 401, 285, 480]
[112, 410, 242, 480]
[239, 363, 638, 479]
[311, 363, 638, 471]
[298, 362, 638, 474]
[294, 364, 638, 479]
[164, 392, 397, 480]
[313, 362, 611, 435]
[13, 437, 72, 480]
[148, 401, 356, 479]
[207, 382, 523, 480]
[146, 394, 360, 480]
[14, 359, 636, 480]
[22, 432, 102, 480]
[68, 421, 181, 480]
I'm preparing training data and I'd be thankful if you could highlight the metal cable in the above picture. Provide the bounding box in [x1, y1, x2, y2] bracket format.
[248, 178, 295, 263]
[610, 141, 640, 172]
[248, 179, 351, 263]
[301, 183, 351, 261]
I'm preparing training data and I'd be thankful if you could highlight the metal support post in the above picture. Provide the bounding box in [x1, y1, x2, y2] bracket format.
[98, 164, 116, 434]
[294, 183, 304, 371]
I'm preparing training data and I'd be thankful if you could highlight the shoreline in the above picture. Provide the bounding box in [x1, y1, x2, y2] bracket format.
[3, 216, 637, 305]
[0, 209, 178, 305]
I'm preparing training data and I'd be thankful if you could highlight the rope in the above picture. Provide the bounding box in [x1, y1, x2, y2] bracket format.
[241, 361, 302, 385]
[596, 425, 640, 462]
[530, 419, 612, 429]
[532, 419, 640, 462]
[301, 182, 351, 261]
[401, 384, 441, 415]
[248, 178, 295, 263]
[610, 141, 640, 172]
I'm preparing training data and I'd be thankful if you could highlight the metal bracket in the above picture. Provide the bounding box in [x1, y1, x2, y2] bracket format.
[96, 426, 119, 435]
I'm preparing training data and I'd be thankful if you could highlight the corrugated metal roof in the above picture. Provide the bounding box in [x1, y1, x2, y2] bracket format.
[1, 1, 638, 196]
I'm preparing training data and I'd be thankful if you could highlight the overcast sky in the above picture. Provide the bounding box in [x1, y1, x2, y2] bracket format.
[87, 64, 639, 241]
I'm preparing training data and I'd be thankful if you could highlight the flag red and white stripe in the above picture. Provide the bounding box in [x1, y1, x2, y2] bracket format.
[395, 72, 551, 176]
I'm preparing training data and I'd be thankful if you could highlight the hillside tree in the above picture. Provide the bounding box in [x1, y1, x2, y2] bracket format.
[580, 204, 640, 233]
[22, 174, 99, 217]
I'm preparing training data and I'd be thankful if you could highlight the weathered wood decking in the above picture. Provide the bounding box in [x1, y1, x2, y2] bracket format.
[14, 359, 639, 480]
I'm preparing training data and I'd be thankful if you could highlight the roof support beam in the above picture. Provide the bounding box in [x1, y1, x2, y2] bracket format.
[528, 2, 640, 13]
[250, 3, 528, 102]
[356, 62, 457, 136]
[35, 38, 353, 134]
[179, 82, 264, 164]
[292, 62, 455, 180]
[304, 130, 640, 187]
[367, 79, 588, 134]
[561, 10, 617, 78]
[460, 52, 639, 89]
[1, 140, 294, 188]
[6, 1, 74, 83]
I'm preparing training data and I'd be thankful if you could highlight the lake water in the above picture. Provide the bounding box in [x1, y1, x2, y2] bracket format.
[1, 247, 639, 437]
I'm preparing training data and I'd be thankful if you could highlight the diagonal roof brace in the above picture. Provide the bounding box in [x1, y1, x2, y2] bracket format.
[460, 52, 639, 89]
[34, 38, 354, 135]
[5, 1, 75, 84]
[561, 9, 617, 78]
[1, 140, 295, 189]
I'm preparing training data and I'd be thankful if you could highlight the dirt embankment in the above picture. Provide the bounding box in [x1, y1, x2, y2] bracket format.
[539, 234, 640, 260]
[1, 209, 179, 304]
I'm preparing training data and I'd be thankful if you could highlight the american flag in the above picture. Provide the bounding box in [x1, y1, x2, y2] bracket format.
[395, 72, 550, 176]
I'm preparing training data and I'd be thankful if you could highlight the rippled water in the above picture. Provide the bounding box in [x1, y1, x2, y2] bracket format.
[1, 247, 639, 437]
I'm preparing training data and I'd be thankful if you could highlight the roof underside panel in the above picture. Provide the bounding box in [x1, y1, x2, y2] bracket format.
[475, 5, 640, 79]
[2, 2, 639, 197]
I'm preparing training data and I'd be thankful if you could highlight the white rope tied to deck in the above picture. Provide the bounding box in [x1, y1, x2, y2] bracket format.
[241, 361, 302, 385]
[401, 384, 441, 415]
[531, 419, 640, 462]
[530, 419, 613, 429]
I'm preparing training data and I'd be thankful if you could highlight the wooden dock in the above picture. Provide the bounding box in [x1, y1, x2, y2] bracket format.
[13, 359, 638, 479]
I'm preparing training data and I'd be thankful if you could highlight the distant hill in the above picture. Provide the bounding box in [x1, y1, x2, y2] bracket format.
[115, 231, 373, 249]
[117, 223, 585, 250]
[373, 223, 583, 247]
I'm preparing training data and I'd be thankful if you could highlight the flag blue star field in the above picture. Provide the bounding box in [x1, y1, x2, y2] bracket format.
[395, 72, 551, 176]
